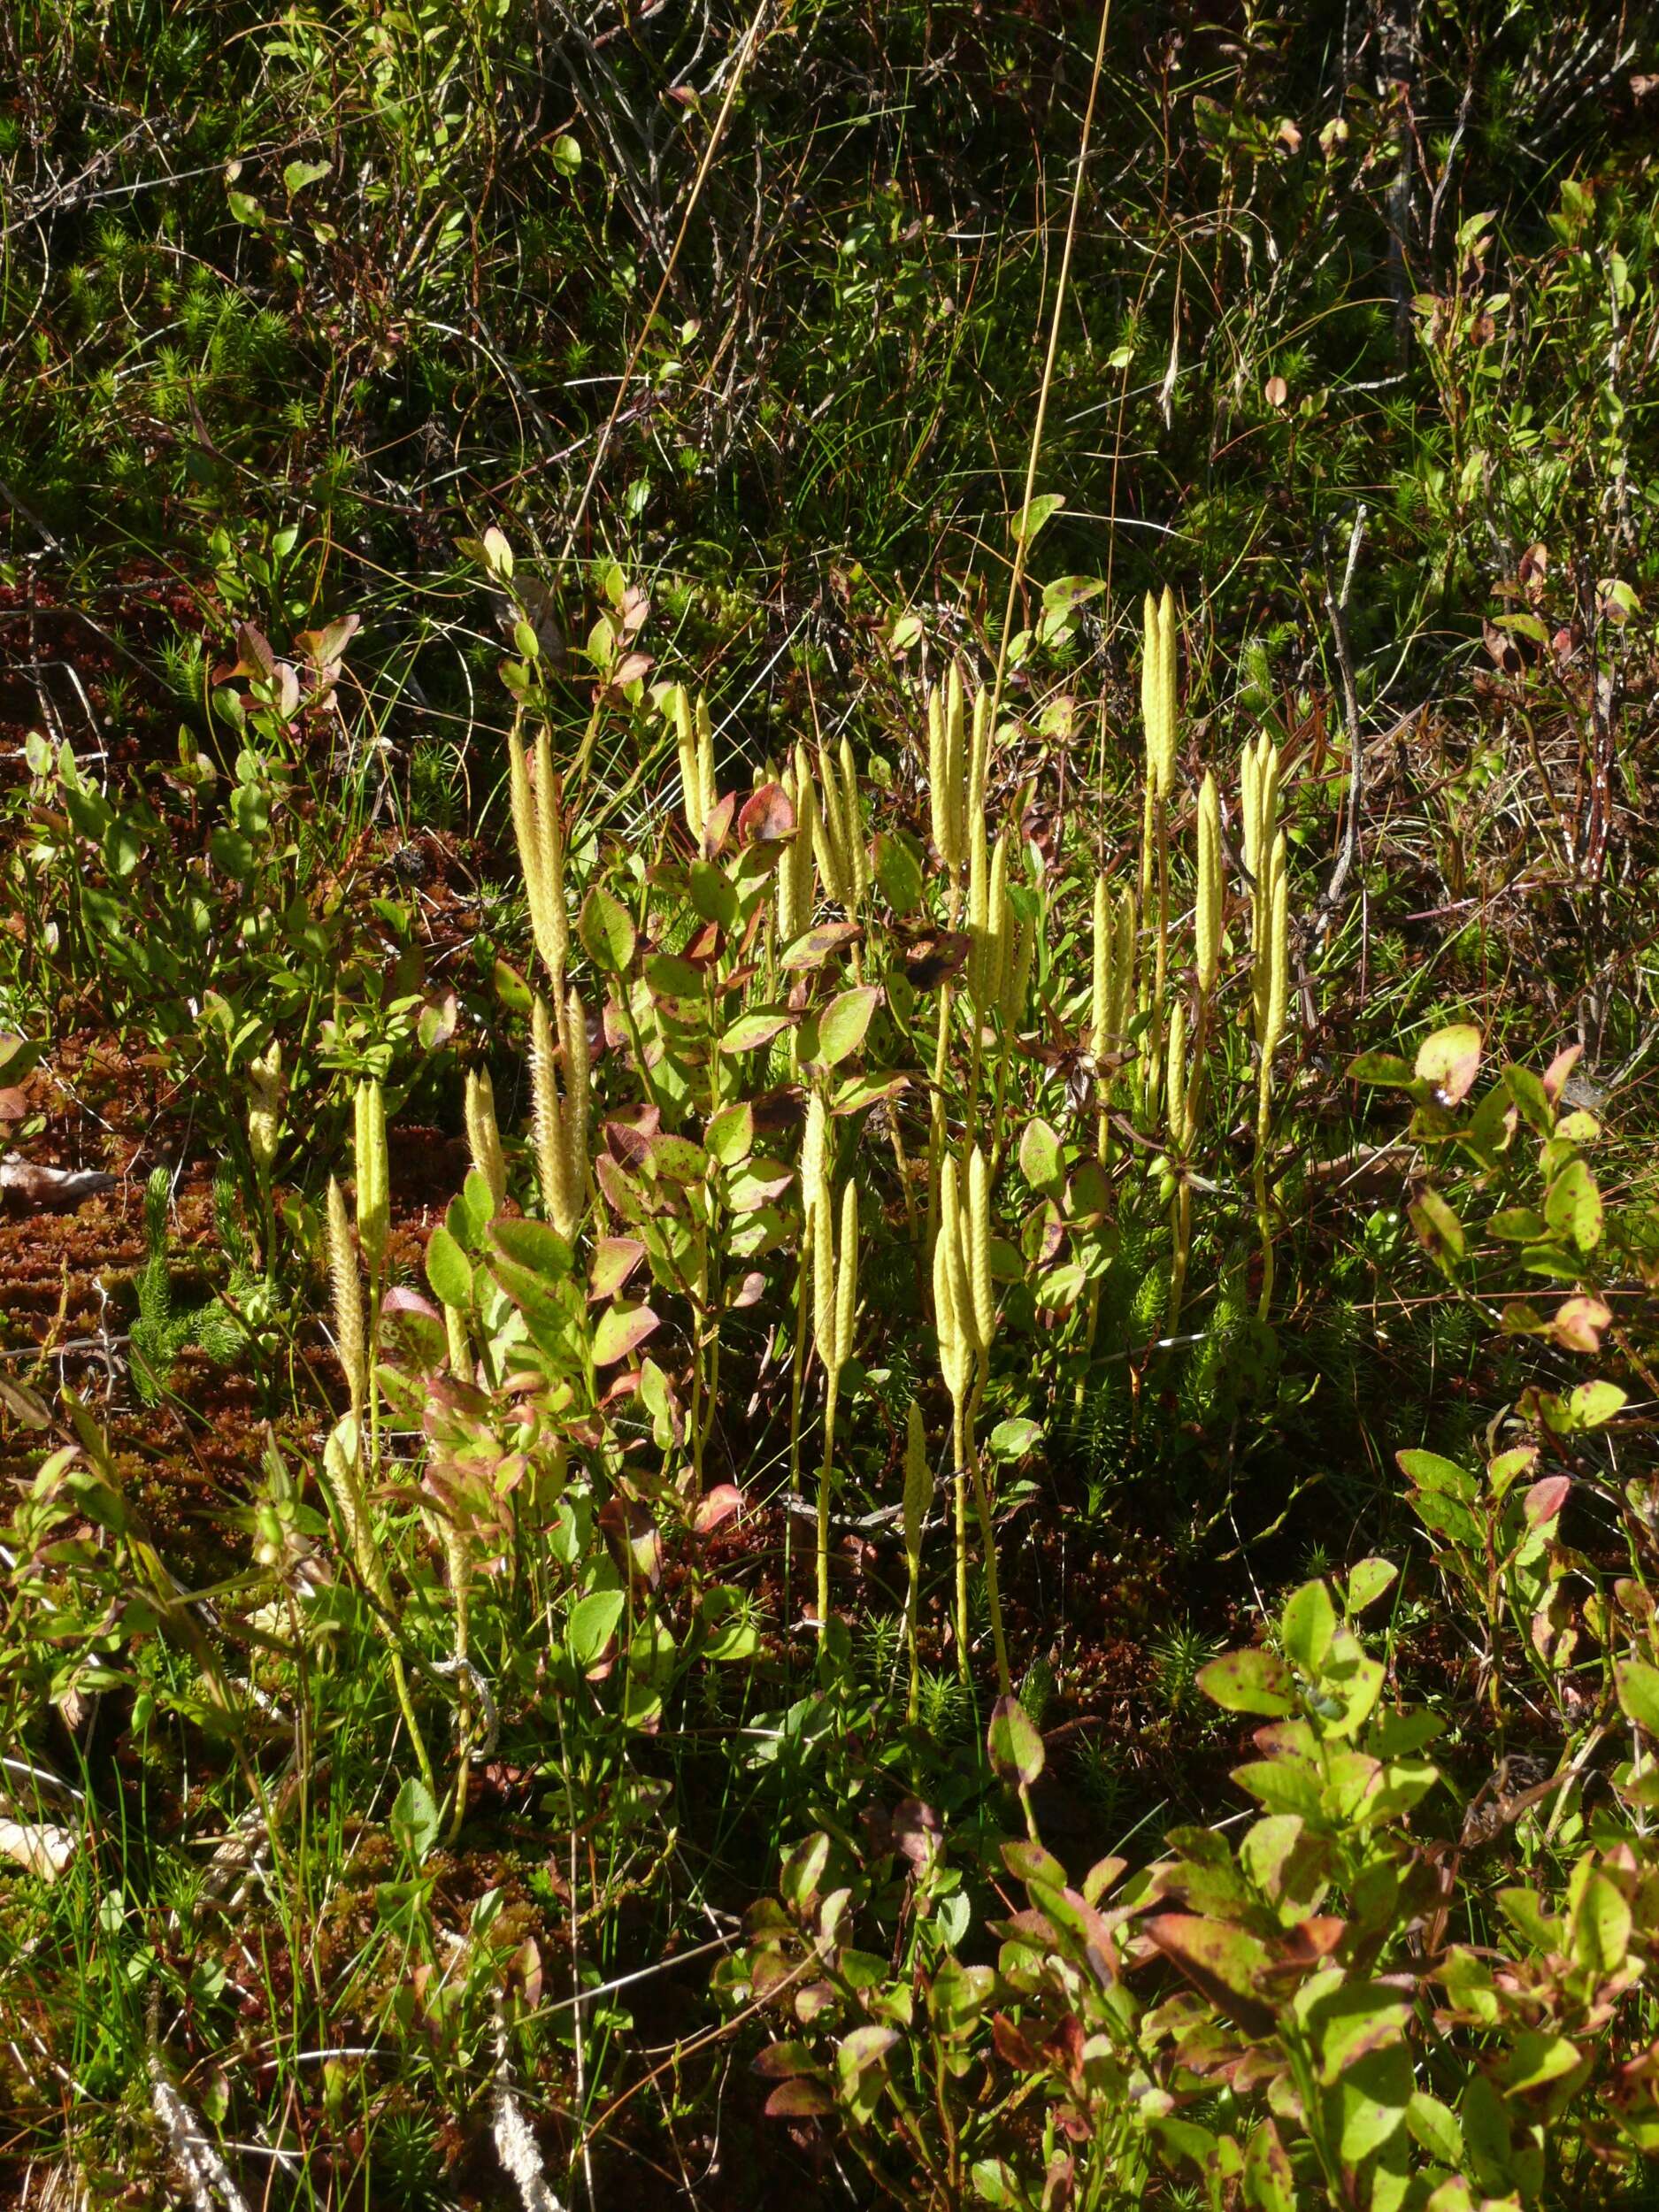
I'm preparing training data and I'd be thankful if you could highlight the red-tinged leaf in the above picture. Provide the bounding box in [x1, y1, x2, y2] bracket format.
[781, 919, 863, 970]
[1030, 1202, 1064, 1267]
[493, 956, 533, 1013]
[1002, 1838, 1069, 1887]
[1617, 1659, 1659, 1735]
[1043, 573, 1106, 615]
[764, 2078, 833, 2117]
[1541, 1379, 1627, 1434]
[579, 885, 636, 973]
[598, 1494, 661, 1585]
[695, 1483, 744, 1536]
[591, 1301, 660, 1366]
[0, 1376, 50, 1428]
[1487, 1444, 1537, 1496]
[1488, 1204, 1547, 1240]
[701, 789, 736, 856]
[1197, 1647, 1296, 1717]
[780, 1831, 831, 1911]
[1396, 1448, 1472, 1496]
[892, 1799, 943, 1870]
[1347, 1049, 1416, 1086]
[1244, 2118, 1296, 2212]
[808, 985, 879, 1067]
[1542, 1042, 1583, 1103]
[721, 1008, 795, 1056]
[417, 989, 458, 1051]
[234, 620, 276, 679]
[1306, 1978, 1410, 2082]
[1018, 1117, 1065, 1197]
[1347, 1558, 1397, 1613]
[730, 842, 783, 891]
[1277, 1916, 1348, 1968]
[1083, 1854, 1129, 1904]
[731, 1270, 767, 1309]
[1551, 1294, 1610, 1352]
[837, 2024, 899, 2073]
[754, 2040, 818, 2079]
[485, 1221, 578, 1354]
[1524, 1476, 1571, 1529]
[831, 1071, 912, 1114]
[727, 1156, 794, 1212]
[643, 952, 707, 1002]
[739, 781, 795, 844]
[991, 2013, 1041, 2070]
[381, 1286, 441, 1319]
[0, 1036, 42, 1086]
[1415, 1022, 1482, 1105]
[1143, 1914, 1277, 2039]
[749, 1086, 808, 1137]
[1483, 618, 1524, 675]
[648, 1133, 707, 1183]
[1409, 1184, 1465, 1265]
[987, 1695, 1046, 1786]
[1048, 2014, 1092, 2089]
[1502, 1300, 1548, 1336]
[1544, 1158, 1602, 1253]
[589, 1237, 646, 1302]
[705, 1100, 754, 1166]
[595, 1151, 651, 1223]
[901, 929, 972, 988]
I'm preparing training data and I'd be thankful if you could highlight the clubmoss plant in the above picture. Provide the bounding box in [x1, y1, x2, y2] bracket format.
[813, 1176, 859, 1634]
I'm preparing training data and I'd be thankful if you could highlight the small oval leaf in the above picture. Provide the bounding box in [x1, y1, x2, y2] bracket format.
[1197, 1647, 1296, 1717]
[591, 1300, 661, 1366]
[813, 986, 879, 1067]
[1414, 1022, 1482, 1104]
[987, 1695, 1045, 1787]
[580, 885, 636, 973]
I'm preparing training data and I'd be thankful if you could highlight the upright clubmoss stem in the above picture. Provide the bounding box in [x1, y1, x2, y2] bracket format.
[811, 1171, 857, 1637]
[784, 1259, 809, 1621]
[442, 1520, 472, 1844]
[927, 988, 952, 1256]
[952, 1394, 971, 1681]
[968, 1361, 1011, 1701]
[934, 1146, 1010, 1691]
[328, 1168, 434, 1800]
[1252, 827, 1290, 1319]
[816, 1372, 839, 1635]
[902, 1402, 928, 1724]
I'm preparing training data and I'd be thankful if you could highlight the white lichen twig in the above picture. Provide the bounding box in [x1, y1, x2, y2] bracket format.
[491, 2014, 565, 2212]
[147, 2056, 251, 2212]
[432, 1653, 501, 1760]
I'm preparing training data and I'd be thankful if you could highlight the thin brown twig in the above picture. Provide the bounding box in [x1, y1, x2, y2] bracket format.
[1320, 503, 1370, 919]
[557, 0, 772, 570]
[987, 0, 1115, 736]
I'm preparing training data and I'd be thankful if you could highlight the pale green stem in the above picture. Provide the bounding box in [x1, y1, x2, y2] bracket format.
[816, 1370, 840, 1634]
[966, 1362, 1011, 1701]
[1255, 1067, 1276, 1321]
[952, 1396, 970, 1685]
